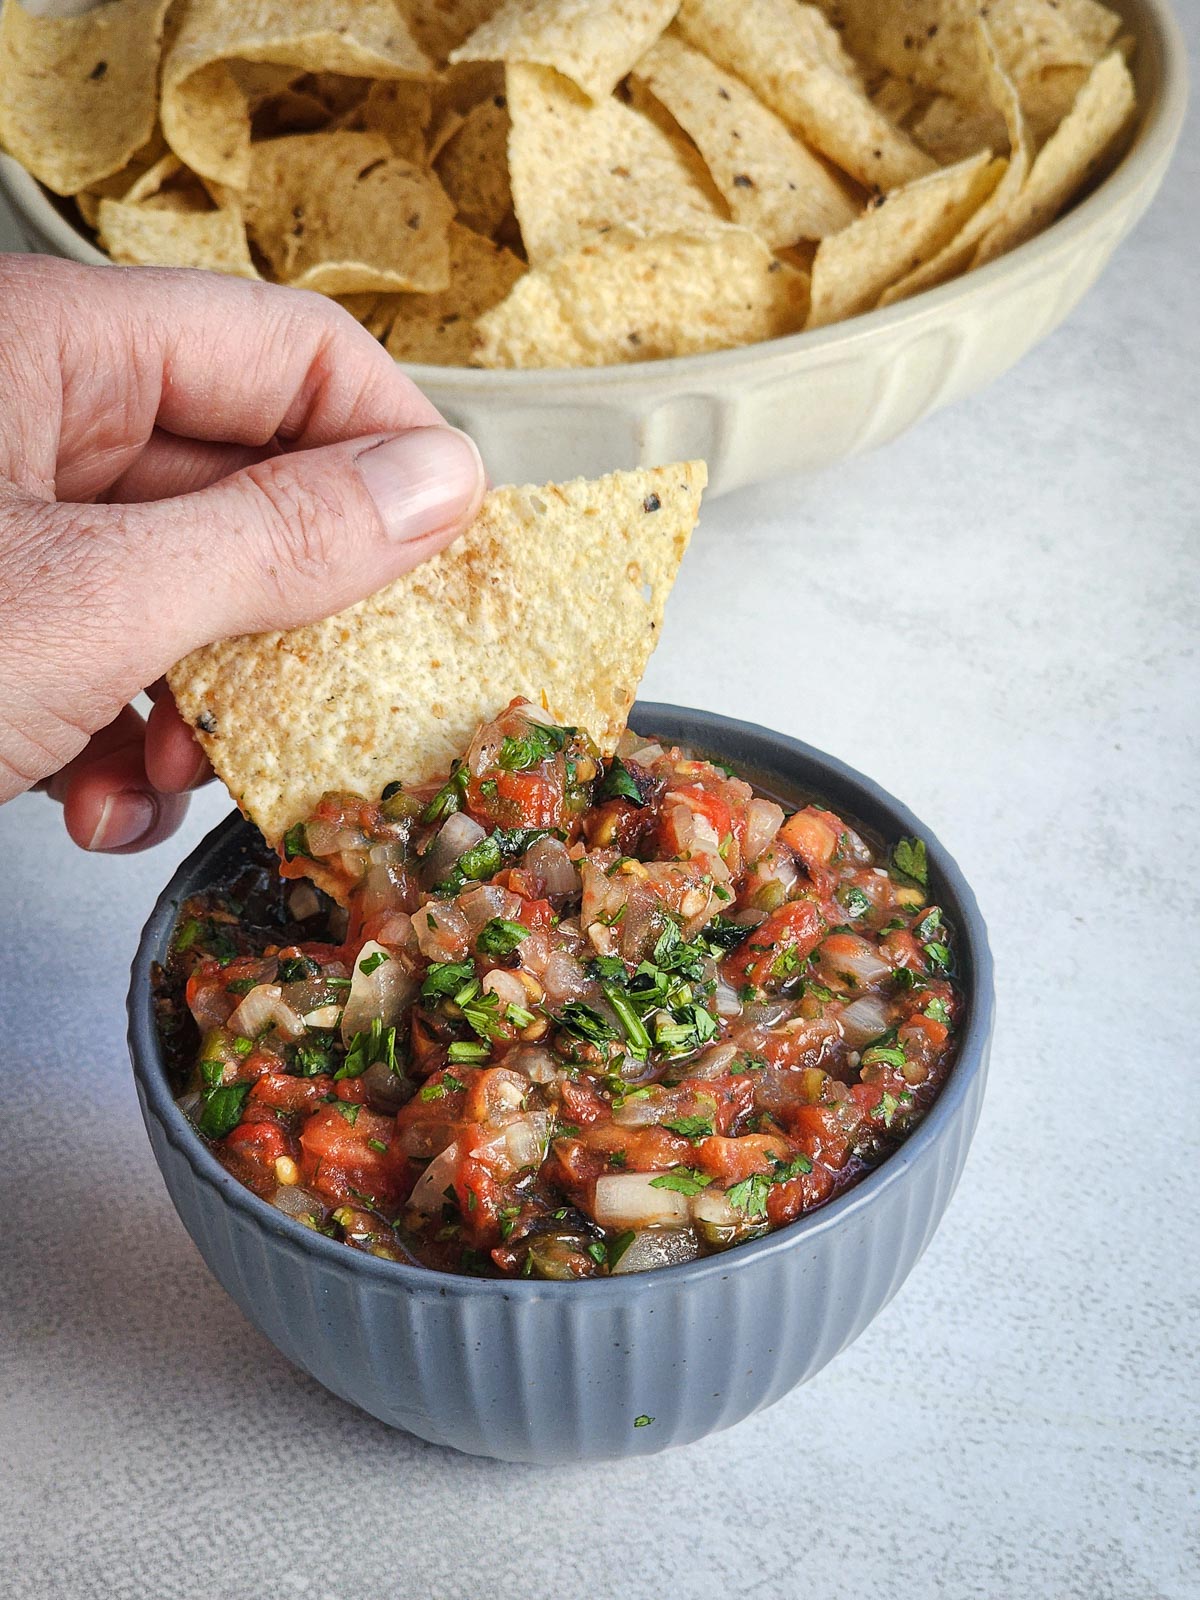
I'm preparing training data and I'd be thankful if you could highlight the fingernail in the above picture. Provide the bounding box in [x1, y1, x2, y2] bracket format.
[88, 791, 157, 852]
[357, 427, 485, 542]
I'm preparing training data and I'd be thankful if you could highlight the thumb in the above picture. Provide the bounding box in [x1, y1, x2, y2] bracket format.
[120, 423, 486, 661]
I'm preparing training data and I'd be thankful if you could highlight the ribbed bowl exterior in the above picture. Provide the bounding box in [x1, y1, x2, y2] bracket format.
[129, 706, 995, 1463]
[0, 0, 1184, 496]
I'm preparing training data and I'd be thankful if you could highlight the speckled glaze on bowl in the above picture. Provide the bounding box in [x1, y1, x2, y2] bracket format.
[127, 705, 994, 1463]
[0, 0, 1185, 495]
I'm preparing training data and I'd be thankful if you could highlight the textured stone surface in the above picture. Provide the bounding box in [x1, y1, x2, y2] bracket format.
[0, 23, 1197, 1595]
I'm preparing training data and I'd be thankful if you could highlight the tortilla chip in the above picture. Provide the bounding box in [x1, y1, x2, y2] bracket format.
[168, 462, 706, 851]
[912, 95, 1008, 166]
[475, 226, 809, 367]
[631, 32, 860, 248]
[161, 0, 432, 188]
[335, 293, 396, 338]
[879, 19, 1032, 305]
[839, 0, 1117, 100]
[1019, 63, 1092, 145]
[0, 0, 172, 196]
[870, 72, 928, 129]
[98, 195, 259, 277]
[506, 63, 726, 266]
[245, 132, 453, 294]
[335, 78, 436, 164]
[450, 0, 679, 101]
[675, 0, 933, 192]
[383, 221, 526, 363]
[406, 0, 504, 66]
[72, 129, 170, 230]
[808, 149, 1004, 328]
[973, 50, 1135, 267]
[434, 94, 512, 237]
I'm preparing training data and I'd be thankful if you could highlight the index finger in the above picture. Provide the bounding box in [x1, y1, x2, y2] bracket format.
[1, 255, 444, 501]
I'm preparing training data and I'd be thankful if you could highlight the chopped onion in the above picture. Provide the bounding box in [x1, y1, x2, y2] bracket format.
[424, 812, 485, 883]
[459, 883, 522, 932]
[287, 882, 320, 921]
[819, 933, 891, 989]
[742, 999, 789, 1029]
[228, 983, 305, 1041]
[840, 994, 893, 1048]
[540, 949, 589, 1002]
[360, 859, 412, 921]
[411, 902, 470, 961]
[409, 1144, 458, 1213]
[610, 1226, 701, 1275]
[690, 1041, 740, 1079]
[304, 817, 362, 857]
[744, 798, 785, 861]
[504, 1111, 552, 1173]
[593, 1173, 691, 1229]
[340, 940, 417, 1044]
[503, 1046, 559, 1083]
[482, 968, 529, 1009]
[302, 1004, 343, 1029]
[523, 835, 579, 898]
[714, 977, 743, 1018]
[272, 1185, 324, 1221]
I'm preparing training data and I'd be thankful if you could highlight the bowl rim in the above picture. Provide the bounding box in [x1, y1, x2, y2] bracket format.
[0, 0, 1187, 388]
[127, 702, 996, 1302]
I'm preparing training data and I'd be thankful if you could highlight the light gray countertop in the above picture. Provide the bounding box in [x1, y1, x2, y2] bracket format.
[1, 37, 1197, 1600]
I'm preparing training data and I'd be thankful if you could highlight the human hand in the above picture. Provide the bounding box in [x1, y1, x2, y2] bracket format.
[0, 254, 485, 851]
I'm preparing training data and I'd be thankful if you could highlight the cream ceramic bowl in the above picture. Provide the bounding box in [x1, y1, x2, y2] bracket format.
[0, 0, 1186, 495]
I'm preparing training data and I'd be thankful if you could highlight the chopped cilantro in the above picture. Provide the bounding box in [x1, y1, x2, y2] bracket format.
[421, 764, 468, 824]
[476, 918, 529, 959]
[923, 941, 953, 974]
[336, 1104, 360, 1125]
[420, 1071, 467, 1102]
[861, 1043, 907, 1069]
[197, 1081, 251, 1141]
[634, 1414, 654, 1428]
[225, 976, 258, 997]
[662, 1112, 715, 1139]
[497, 721, 573, 771]
[421, 961, 476, 1004]
[586, 1240, 608, 1266]
[357, 950, 390, 977]
[836, 885, 872, 920]
[556, 1002, 618, 1048]
[282, 822, 314, 863]
[654, 1004, 718, 1056]
[914, 907, 943, 942]
[597, 757, 645, 804]
[703, 915, 750, 952]
[337, 1017, 398, 1080]
[607, 1229, 636, 1269]
[925, 996, 951, 1025]
[601, 983, 652, 1059]
[367, 1138, 388, 1154]
[448, 1040, 491, 1064]
[288, 1034, 339, 1078]
[648, 1166, 711, 1196]
[891, 836, 928, 887]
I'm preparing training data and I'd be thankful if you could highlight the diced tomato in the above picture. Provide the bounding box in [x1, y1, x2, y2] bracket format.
[693, 1133, 792, 1184]
[766, 1162, 835, 1226]
[559, 1077, 608, 1127]
[298, 1103, 400, 1207]
[222, 1117, 289, 1182]
[454, 1154, 505, 1248]
[249, 1072, 334, 1113]
[516, 897, 556, 929]
[781, 1103, 854, 1170]
[467, 770, 563, 830]
[723, 899, 825, 991]
[660, 785, 734, 853]
[779, 807, 841, 880]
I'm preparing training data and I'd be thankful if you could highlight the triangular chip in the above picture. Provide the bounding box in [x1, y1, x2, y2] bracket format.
[972, 50, 1135, 267]
[475, 227, 810, 367]
[0, 0, 172, 196]
[160, 0, 432, 188]
[507, 62, 726, 266]
[879, 19, 1033, 306]
[807, 149, 1004, 328]
[384, 221, 526, 363]
[406, 0, 507, 66]
[631, 31, 860, 248]
[434, 94, 513, 237]
[450, 0, 679, 101]
[675, 0, 934, 192]
[333, 78, 436, 164]
[97, 193, 259, 277]
[245, 132, 454, 295]
[168, 463, 706, 851]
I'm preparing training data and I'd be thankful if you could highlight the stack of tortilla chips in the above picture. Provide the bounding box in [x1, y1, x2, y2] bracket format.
[0, 0, 1136, 368]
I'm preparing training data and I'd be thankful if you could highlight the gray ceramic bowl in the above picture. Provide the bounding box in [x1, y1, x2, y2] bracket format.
[127, 705, 994, 1463]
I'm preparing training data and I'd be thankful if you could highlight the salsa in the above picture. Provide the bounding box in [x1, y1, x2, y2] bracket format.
[159, 699, 961, 1279]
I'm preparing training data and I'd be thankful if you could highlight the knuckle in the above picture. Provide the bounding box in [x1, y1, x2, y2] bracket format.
[243, 464, 349, 591]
